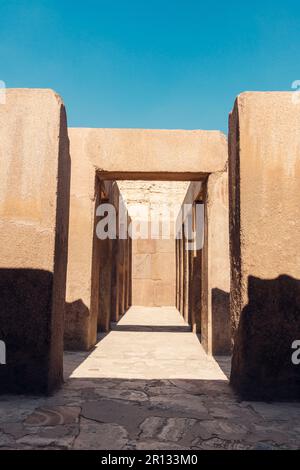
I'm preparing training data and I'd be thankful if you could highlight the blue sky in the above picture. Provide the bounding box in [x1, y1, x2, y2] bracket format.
[1, 0, 299, 132]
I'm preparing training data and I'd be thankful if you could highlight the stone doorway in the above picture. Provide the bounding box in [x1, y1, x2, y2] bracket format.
[76, 175, 231, 361]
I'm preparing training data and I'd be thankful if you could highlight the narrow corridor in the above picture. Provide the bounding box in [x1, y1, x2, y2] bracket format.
[69, 307, 229, 381]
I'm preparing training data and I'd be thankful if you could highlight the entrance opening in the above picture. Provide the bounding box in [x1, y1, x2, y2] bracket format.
[76, 176, 231, 383]
[61, 170, 232, 448]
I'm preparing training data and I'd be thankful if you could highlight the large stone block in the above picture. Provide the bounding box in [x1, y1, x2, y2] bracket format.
[132, 279, 155, 306]
[136, 239, 156, 254]
[205, 172, 230, 355]
[151, 252, 176, 281]
[68, 128, 227, 176]
[132, 254, 151, 279]
[0, 89, 70, 394]
[229, 92, 300, 399]
[154, 281, 175, 307]
[155, 239, 176, 254]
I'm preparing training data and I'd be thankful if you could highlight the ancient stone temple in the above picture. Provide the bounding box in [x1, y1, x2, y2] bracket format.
[0, 88, 300, 449]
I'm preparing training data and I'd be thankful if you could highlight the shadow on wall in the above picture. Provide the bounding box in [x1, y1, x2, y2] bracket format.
[64, 299, 90, 351]
[110, 324, 192, 333]
[211, 288, 231, 356]
[230, 275, 300, 401]
[0, 268, 53, 394]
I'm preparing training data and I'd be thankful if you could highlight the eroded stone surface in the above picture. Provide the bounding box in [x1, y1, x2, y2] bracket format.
[0, 307, 299, 450]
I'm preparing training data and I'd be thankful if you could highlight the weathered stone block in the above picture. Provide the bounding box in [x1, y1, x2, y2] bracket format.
[0, 89, 70, 394]
[154, 281, 175, 307]
[155, 239, 175, 254]
[200, 172, 230, 355]
[136, 239, 156, 254]
[132, 280, 155, 306]
[132, 254, 151, 279]
[229, 92, 300, 399]
[151, 253, 176, 281]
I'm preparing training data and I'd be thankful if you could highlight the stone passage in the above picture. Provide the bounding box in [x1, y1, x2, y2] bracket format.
[176, 179, 230, 355]
[1, 306, 300, 450]
[1, 88, 300, 405]
[69, 307, 228, 380]
[131, 238, 176, 306]
[118, 181, 189, 307]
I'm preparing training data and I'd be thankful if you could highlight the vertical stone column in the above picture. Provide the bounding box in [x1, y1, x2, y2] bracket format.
[128, 235, 133, 308]
[124, 238, 128, 312]
[183, 230, 189, 323]
[179, 229, 184, 315]
[175, 239, 177, 309]
[189, 203, 202, 333]
[118, 239, 126, 318]
[0, 89, 70, 394]
[64, 128, 98, 350]
[188, 247, 193, 325]
[126, 220, 132, 310]
[191, 247, 202, 334]
[229, 92, 300, 399]
[176, 239, 179, 310]
[98, 233, 113, 332]
[110, 183, 120, 322]
[124, 241, 128, 311]
[201, 171, 230, 355]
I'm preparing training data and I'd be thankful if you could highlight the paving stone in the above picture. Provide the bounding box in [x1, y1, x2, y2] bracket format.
[0, 422, 26, 439]
[0, 431, 16, 448]
[196, 437, 251, 450]
[81, 399, 149, 438]
[140, 416, 197, 443]
[73, 418, 128, 450]
[247, 402, 300, 421]
[135, 440, 190, 450]
[24, 406, 81, 426]
[245, 422, 300, 446]
[169, 379, 233, 397]
[149, 394, 209, 419]
[1, 307, 300, 450]
[0, 399, 46, 424]
[16, 434, 74, 449]
[205, 402, 257, 421]
[251, 441, 283, 450]
[85, 387, 149, 402]
[191, 419, 249, 441]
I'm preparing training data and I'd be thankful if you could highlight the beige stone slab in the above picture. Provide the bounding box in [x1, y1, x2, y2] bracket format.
[151, 252, 175, 281]
[155, 239, 176, 253]
[132, 254, 151, 279]
[70, 307, 228, 380]
[0, 88, 70, 394]
[68, 128, 227, 176]
[132, 280, 155, 306]
[229, 92, 300, 399]
[136, 239, 156, 254]
[154, 282, 175, 307]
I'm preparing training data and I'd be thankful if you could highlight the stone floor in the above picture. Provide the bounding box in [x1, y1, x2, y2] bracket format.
[0, 306, 300, 450]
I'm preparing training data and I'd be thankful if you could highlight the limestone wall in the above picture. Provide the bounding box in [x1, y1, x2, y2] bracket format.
[132, 238, 175, 306]
[65, 128, 227, 350]
[229, 92, 300, 399]
[176, 165, 230, 356]
[0, 89, 70, 394]
[118, 181, 189, 307]
[64, 172, 131, 349]
[67, 128, 227, 176]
